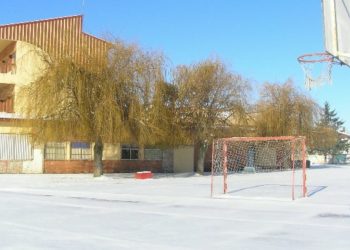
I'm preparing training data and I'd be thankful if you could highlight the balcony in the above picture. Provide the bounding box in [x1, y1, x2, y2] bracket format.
[0, 40, 16, 84]
[0, 70, 16, 84]
[0, 83, 14, 113]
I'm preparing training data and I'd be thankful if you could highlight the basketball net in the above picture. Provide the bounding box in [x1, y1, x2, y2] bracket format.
[297, 52, 334, 90]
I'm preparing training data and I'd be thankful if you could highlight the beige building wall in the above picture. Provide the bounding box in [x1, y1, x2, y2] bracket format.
[0, 41, 47, 117]
[0, 124, 18, 133]
[14, 41, 47, 114]
[0, 41, 46, 173]
[103, 143, 121, 160]
[173, 146, 194, 173]
[0, 16, 109, 174]
[0, 41, 45, 85]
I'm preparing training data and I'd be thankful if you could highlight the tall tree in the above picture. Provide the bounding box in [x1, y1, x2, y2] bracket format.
[254, 80, 318, 139]
[312, 102, 349, 162]
[319, 102, 344, 130]
[173, 58, 250, 173]
[18, 41, 169, 176]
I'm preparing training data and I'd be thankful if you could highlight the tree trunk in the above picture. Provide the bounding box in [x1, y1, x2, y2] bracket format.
[324, 154, 327, 164]
[196, 143, 208, 174]
[93, 137, 104, 177]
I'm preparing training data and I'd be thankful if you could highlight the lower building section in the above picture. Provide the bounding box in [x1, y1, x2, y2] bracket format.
[0, 136, 44, 174]
[44, 160, 163, 174]
[0, 161, 23, 174]
[0, 131, 196, 173]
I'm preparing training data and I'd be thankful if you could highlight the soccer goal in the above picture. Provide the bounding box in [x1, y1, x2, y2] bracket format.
[211, 136, 307, 200]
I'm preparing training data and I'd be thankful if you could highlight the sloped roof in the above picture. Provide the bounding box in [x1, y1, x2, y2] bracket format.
[339, 131, 350, 139]
[0, 15, 108, 59]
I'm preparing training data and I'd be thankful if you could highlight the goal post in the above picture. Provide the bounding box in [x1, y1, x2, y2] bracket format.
[211, 136, 307, 200]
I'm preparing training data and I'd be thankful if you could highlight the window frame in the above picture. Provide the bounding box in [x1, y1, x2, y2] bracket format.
[121, 144, 139, 160]
[144, 148, 163, 161]
[44, 142, 66, 160]
[0, 133, 33, 160]
[70, 141, 92, 160]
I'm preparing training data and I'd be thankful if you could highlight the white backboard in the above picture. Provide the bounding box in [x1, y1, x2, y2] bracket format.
[322, 0, 350, 66]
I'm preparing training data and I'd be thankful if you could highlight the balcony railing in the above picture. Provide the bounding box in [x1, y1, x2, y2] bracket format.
[0, 62, 16, 74]
[0, 63, 16, 84]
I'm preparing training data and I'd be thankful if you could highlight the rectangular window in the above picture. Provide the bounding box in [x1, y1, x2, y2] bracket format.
[144, 148, 162, 160]
[71, 142, 91, 160]
[0, 134, 32, 160]
[45, 142, 66, 160]
[121, 145, 139, 160]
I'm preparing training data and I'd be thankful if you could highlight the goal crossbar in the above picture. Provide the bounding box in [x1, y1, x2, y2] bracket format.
[219, 136, 305, 142]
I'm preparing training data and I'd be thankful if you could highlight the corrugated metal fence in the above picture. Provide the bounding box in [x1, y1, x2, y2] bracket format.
[0, 134, 33, 160]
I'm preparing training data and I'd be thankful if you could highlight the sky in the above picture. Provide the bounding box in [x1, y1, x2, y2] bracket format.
[1, 0, 349, 130]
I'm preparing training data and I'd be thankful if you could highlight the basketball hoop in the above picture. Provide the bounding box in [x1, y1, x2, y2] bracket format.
[297, 52, 334, 90]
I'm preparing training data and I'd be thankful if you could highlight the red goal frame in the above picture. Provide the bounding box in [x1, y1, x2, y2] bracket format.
[211, 136, 307, 200]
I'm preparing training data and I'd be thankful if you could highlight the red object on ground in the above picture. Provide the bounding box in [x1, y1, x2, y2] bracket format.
[135, 171, 153, 179]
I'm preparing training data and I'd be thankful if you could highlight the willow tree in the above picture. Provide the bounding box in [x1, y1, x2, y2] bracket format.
[173, 58, 250, 173]
[254, 80, 318, 139]
[18, 41, 168, 176]
[309, 125, 338, 162]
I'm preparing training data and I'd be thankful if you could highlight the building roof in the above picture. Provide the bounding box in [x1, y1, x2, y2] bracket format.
[339, 131, 350, 139]
[0, 15, 108, 58]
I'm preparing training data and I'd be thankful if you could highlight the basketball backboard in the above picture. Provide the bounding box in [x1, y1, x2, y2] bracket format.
[322, 0, 350, 66]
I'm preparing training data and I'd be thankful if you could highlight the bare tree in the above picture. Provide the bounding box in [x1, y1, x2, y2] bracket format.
[18, 41, 168, 176]
[173, 58, 250, 173]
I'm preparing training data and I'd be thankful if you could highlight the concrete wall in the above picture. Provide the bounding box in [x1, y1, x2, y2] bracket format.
[173, 146, 194, 173]
[0, 145, 44, 174]
[22, 146, 44, 173]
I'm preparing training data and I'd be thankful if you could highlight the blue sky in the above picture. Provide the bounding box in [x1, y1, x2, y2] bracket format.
[1, 0, 349, 130]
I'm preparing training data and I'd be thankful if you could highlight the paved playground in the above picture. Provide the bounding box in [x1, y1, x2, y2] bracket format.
[0, 164, 350, 249]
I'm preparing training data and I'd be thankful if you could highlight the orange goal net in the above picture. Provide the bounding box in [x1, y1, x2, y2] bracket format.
[211, 136, 307, 200]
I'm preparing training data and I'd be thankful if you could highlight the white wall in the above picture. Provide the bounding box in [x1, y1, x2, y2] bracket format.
[22, 146, 44, 173]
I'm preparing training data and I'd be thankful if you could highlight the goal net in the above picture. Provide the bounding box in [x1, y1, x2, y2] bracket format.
[211, 136, 307, 200]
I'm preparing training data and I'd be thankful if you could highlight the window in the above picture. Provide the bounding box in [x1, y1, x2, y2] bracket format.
[0, 134, 32, 160]
[121, 145, 139, 160]
[144, 148, 162, 160]
[71, 142, 91, 160]
[45, 142, 66, 160]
